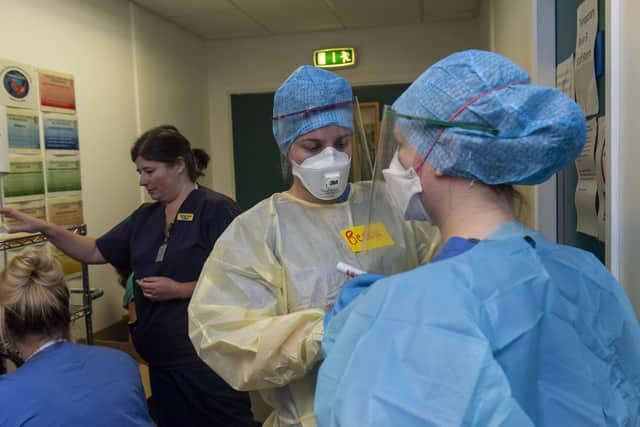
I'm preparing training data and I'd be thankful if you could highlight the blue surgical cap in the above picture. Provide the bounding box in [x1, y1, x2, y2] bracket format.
[272, 65, 353, 155]
[393, 50, 587, 185]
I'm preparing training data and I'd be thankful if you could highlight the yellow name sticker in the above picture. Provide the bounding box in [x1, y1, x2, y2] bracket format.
[340, 223, 395, 253]
[176, 213, 194, 221]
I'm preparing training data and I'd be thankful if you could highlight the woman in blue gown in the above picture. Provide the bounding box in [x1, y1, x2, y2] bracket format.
[315, 50, 640, 426]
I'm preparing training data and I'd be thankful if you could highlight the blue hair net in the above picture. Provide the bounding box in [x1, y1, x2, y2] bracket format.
[272, 65, 353, 155]
[392, 50, 587, 185]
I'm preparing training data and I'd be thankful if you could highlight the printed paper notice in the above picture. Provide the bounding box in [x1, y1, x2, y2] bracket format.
[39, 69, 76, 112]
[0, 105, 8, 172]
[575, 117, 598, 237]
[575, 0, 599, 116]
[556, 54, 575, 100]
[0, 59, 38, 109]
[6, 108, 40, 149]
[2, 196, 46, 231]
[3, 151, 45, 198]
[595, 116, 607, 241]
[47, 191, 83, 226]
[43, 113, 79, 150]
[46, 150, 81, 193]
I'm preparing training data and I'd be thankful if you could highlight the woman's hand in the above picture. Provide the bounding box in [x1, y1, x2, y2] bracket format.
[136, 276, 195, 301]
[0, 208, 49, 233]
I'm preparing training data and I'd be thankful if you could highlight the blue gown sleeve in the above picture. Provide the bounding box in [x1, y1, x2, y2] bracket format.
[315, 273, 534, 427]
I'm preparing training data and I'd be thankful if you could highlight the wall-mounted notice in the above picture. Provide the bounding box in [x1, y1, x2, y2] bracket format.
[3, 151, 45, 198]
[46, 150, 81, 193]
[2, 196, 46, 230]
[574, 0, 599, 116]
[0, 60, 38, 109]
[575, 117, 598, 237]
[595, 115, 607, 241]
[47, 191, 83, 226]
[0, 105, 8, 173]
[556, 54, 575, 100]
[43, 113, 78, 150]
[39, 69, 76, 112]
[6, 107, 39, 150]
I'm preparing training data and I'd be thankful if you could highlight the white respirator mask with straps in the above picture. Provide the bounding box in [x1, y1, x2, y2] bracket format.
[292, 147, 351, 201]
[381, 151, 431, 222]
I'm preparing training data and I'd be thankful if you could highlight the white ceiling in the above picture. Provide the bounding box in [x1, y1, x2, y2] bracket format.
[133, 0, 482, 40]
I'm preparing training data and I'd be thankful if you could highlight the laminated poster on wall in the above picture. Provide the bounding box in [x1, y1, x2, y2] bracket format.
[3, 150, 45, 200]
[43, 112, 78, 150]
[46, 191, 83, 227]
[1, 149, 46, 238]
[6, 107, 40, 150]
[0, 105, 8, 173]
[595, 115, 607, 241]
[556, 54, 575, 100]
[575, 117, 598, 237]
[46, 150, 81, 194]
[0, 59, 39, 110]
[38, 69, 76, 112]
[574, 0, 599, 117]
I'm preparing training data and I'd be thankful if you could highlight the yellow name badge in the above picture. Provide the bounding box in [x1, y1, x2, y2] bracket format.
[176, 213, 194, 221]
[341, 223, 395, 253]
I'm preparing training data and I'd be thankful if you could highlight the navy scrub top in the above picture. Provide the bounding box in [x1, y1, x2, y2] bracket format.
[96, 186, 241, 367]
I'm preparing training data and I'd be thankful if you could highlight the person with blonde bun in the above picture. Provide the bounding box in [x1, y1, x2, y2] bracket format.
[0, 250, 154, 427]
[0, 125, 257, 427]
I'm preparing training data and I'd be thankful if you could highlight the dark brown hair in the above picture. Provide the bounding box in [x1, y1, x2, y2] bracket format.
[130, 125, 210, 182]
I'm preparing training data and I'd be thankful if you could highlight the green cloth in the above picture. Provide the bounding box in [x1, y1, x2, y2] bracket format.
[122, 273, 134, 309]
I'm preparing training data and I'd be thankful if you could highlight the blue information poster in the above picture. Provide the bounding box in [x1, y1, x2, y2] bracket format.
[43, 112, 78, 150]
[7, 108, 40, 149]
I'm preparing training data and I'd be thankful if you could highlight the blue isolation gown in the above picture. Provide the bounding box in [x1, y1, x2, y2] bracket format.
[316, 221, 640, 426]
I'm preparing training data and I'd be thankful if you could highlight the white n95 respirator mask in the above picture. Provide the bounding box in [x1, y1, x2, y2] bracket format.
[381, 151, 431, 222]
[292, 147, 351, 201]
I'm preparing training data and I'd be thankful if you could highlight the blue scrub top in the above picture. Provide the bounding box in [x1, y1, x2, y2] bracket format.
[96, 186, 241, 366]
[431, 236, 479, 262]
[0, 342, 154, 427]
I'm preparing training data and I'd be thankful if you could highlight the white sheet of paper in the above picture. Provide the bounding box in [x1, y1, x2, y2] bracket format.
[575, 118, 598, 237]
[595, 116, 607, 241]
[574, 0, 599, 116]
[0, 105, 8, 173]
[576, 180, 599, 237]
[556, 54, 575, 100]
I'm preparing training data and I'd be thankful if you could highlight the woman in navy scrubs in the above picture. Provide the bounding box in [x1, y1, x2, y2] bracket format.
[0, 125, 258, 427]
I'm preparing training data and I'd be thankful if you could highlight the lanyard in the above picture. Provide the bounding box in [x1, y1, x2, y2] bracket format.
[155, 223, 172, 263]
[155, 183, 198, 263]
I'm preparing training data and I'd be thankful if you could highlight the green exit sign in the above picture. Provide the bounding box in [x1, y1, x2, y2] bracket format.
[313, 47, 356, 68]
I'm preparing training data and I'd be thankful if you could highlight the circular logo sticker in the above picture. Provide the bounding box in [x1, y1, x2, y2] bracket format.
[3, 69, 30, 99]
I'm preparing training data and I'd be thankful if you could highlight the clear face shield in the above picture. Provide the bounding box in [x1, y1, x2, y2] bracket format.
[274, 99, 373, 199]
[362, 106, 498, 250]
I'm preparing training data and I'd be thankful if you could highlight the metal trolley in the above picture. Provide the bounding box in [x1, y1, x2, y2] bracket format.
[0, 224, 103, 373]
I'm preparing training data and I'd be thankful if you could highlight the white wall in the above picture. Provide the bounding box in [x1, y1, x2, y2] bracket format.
[480, 0, 557, 239]
[0, 0, 209, 333]
[205, 20, 488, 197]
[608, 0, 640, 314]
[131, 4, 209, 149]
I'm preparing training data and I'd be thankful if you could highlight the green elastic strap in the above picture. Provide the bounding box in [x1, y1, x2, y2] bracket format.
[389, 109, 499, 136]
